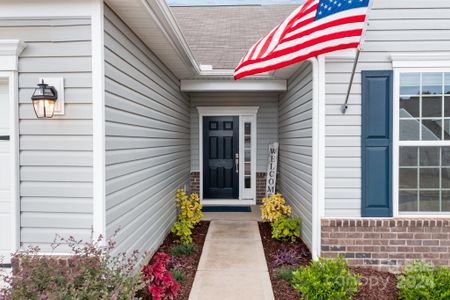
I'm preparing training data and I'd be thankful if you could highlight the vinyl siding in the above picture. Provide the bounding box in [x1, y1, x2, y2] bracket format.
[190, 93, 278, 172]
[324, 0, 450, 217]
[278, 62, 313, 250]
[104, 5, 190, 255]
[8, 18, 93, 251]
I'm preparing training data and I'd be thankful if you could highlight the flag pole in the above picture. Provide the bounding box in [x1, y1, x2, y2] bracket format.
[341, 48, 361, 114]
[341, 0, 374, 114]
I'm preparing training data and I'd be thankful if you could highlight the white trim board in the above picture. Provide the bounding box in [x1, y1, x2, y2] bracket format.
[197, 106, 259, 205]
[181, 79, 287, 92]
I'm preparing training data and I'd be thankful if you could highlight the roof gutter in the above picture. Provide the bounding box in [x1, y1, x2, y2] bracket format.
[141, 0, 201, 75]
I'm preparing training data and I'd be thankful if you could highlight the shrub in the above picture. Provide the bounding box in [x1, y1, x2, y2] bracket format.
[271, 246, 300, 267]
[170, 243, 195, 256]
[260, 193, 292, 223]
[271, 216, 301, 243]
[275, 266, 295, 283]
[171, 219, 194, 245]
[397, 260, 450, 300]
[176, 189, 202, 225]
[291, 256, 360, 300]
[142, 252, 180, 300]
[0, 234, 142, 300]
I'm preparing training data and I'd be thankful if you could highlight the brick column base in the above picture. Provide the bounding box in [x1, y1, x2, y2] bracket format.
[321, 218, 450, 272]
[190, 172, 200, 194]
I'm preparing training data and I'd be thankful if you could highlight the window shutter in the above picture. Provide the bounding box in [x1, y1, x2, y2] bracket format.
[361, 70, 393, 217]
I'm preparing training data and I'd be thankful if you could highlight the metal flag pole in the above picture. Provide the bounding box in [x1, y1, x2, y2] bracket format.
[341, 0, 374, 114]
[341, 48, 361, 114]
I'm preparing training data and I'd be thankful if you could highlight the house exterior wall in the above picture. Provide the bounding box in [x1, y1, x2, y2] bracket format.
[4, 17, 94, 251]
[278, 62, 314, 250]
[104, 5, 190, 255]
[324, 0, 450, 217]
[190, 92, 279, 173]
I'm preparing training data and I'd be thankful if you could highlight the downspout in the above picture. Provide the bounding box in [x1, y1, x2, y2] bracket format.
[309, 56, 325, 260]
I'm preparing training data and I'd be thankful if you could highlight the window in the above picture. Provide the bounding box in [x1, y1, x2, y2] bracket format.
[398, 71, 450, 213]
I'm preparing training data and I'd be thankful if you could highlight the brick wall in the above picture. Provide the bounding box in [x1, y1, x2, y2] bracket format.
[256, 172, 267, 203]
[321, 218, 450, 272]
[190, 172, 200, 194]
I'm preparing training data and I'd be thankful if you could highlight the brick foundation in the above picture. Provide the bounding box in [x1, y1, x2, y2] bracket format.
[189, 171, 267, 202]
[321, 218, 450, 272]
[190, 172, 200, 194]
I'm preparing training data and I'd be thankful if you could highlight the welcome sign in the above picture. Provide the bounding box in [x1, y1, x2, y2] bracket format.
[266, 142, 279, 197]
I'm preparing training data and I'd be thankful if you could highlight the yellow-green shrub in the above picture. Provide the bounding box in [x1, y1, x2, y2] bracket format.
[260, 193, 292, 223]
[171, 219, 194, 245]
[176, 189, 202, 225]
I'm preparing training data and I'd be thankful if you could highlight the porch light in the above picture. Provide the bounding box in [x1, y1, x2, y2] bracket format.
[31, 79, 58, 118]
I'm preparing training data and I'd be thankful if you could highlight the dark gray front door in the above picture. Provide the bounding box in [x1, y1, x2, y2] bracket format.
[203, 116, 239, 199]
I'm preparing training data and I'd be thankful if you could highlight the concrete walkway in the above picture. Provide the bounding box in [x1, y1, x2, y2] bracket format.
[189, 220, 274, 300]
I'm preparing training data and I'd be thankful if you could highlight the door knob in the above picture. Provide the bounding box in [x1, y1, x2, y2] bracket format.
[235, 153, 239, 173]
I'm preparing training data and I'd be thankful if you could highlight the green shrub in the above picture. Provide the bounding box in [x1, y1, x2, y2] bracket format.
[291, 256, 360, 300]
[271, 216, 301, 243]
[397, 260, 450, 300]
[171, 219, 194, 245]
[170, 243, 195, 256]
[275, 266, 295, 283]
[170, 268, 186, 284]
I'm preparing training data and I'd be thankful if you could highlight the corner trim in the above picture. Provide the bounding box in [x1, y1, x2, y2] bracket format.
[0, 40, 26, 71]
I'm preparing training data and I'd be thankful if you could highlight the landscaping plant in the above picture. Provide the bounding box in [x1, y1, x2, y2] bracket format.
[397, 260, 450, 300]
[291, 256, 360, 300]
[171, 189, 202, 244]
[260, 193, 292, 223]
[169, 243, 195, 256]
[171, 219, 194, 245]
[0, 233, 142, 300]
[275, 266, 296, 283]
[271, 216, 301, 243]
[271, 245, 300, 267]
[141, 252, 180, 300]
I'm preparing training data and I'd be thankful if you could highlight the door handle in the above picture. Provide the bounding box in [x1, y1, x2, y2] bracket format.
[0, 135, 9, 141]
[235, 153, 239, 174]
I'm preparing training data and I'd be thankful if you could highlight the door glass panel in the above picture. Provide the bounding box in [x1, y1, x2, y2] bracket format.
[244, 122, 252, 189]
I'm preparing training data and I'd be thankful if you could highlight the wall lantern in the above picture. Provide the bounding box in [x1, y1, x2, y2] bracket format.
[31, 80, 58, 118]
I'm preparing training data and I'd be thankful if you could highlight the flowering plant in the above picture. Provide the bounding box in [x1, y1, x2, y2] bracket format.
[141, 252, 180, 300]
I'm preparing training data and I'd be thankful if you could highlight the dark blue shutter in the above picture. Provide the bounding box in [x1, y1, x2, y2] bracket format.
[361, 70, 393, 217]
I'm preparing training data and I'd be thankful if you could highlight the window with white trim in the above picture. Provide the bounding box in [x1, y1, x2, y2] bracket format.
[398, 71, 450, 213]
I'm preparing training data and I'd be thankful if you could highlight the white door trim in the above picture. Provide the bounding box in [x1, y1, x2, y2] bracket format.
[197, 106, 259, 205]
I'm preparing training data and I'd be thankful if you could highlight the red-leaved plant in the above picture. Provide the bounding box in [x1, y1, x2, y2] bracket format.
[141, 252, 180, 300]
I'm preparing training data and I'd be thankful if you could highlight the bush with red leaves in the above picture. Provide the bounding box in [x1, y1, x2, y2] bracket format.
[142, 252, 180, 300]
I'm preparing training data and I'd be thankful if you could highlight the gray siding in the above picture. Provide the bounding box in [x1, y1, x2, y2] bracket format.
[278, 62, 313, 250]
[190, 93, 278, 172]
[104, 5, 190, 255]
[7, 18, 93, 250]
[324, 0, 450, 217]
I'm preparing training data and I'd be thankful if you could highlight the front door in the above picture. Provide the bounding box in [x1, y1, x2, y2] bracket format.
[203, 116, 239, 199]
[0, 79, 12, 261]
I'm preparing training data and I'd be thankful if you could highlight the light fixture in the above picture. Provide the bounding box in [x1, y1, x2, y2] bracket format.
[31, 79, 58, 118]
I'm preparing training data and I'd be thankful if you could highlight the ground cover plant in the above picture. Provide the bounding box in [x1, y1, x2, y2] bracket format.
[397, 260, 450, 300]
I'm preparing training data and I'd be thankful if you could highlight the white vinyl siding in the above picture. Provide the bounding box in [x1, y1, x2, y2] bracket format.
[324, 0, 450, 217]
[7, 18, 93, 250]
[104, 5, 190, 255]
[190, 93, 278, 172]
[278, 62, 313, 250]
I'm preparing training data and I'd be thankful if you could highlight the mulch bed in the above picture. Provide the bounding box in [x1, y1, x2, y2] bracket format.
[258, 222, 399, 300]
[142, 221, 210, 300]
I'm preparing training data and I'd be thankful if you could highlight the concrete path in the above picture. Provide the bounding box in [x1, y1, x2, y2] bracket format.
[189, 220, 274, 300]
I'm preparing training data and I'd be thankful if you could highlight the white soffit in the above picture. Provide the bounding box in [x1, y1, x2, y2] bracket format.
[105, 0, 199, 79]
[181, 79, 287, 92]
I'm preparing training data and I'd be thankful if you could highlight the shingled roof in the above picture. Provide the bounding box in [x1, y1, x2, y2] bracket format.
[170, 5, 298, 70]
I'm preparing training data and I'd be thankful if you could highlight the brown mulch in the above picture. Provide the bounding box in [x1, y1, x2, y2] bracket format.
[258, 222, 310, 300]
[352, 267, 398, 300]
[258, 222, 399, 300]
[142, 221, 210, 300]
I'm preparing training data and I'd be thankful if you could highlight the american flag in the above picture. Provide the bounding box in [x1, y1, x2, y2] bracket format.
[234, 0, 370, 79]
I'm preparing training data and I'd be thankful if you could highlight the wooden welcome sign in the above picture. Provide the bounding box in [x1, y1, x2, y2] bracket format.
[266, 142, 279, 197]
